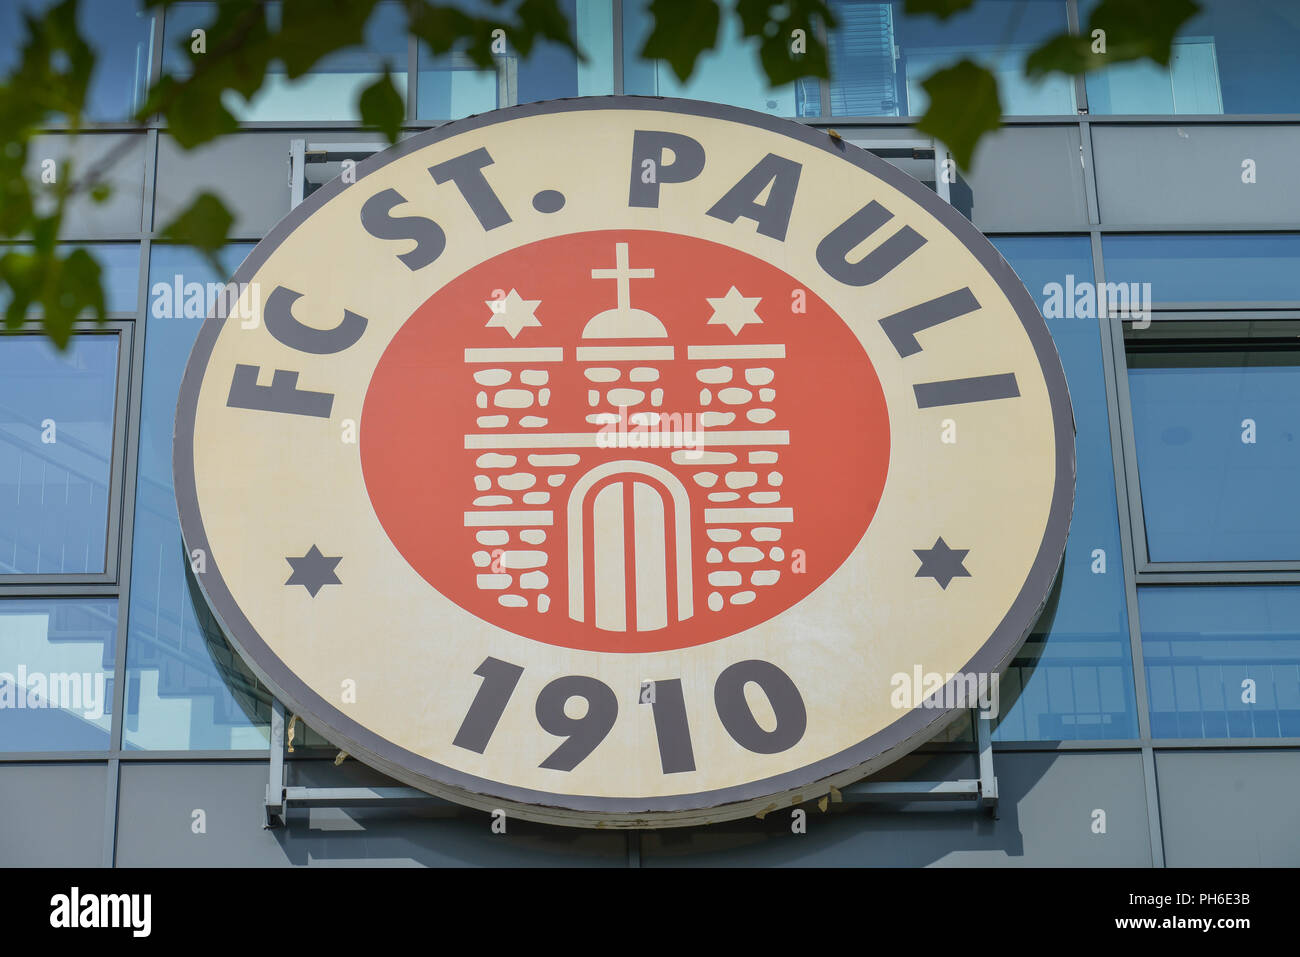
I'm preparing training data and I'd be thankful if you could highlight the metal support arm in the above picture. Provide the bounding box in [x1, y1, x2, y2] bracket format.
[264, 705, 998, 827]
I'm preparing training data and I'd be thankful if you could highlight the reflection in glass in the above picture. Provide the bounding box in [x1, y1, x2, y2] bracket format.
[623, 0, 819, 117]
[829, 0, 1075, 117]
[1127, 345, 1300, 562]
[1140, 586, 1300, 738]
[1083, 0, 1300, 115]
[125, 244, 270, 750]
[0, 598, 117, 750]
[163, 2, 407, 122]
[0, 334, 119, 575]
[0, 0, 155, 121]
[1102, 234, 1300, 304]
[419, 0, 614, 120]
[989, 237, 1137, 740]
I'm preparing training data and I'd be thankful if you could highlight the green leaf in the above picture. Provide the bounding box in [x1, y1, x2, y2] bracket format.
[902, 0, 976, 18]
[157, 192, 235, 275]
[406, 5, 500, 70]
[1027, 0, 1201, 76]
[137, 0, 274, 145]
[0, 0, 94, 133]
[915, 59, 1001, 172]
[0, 149, 35, 236]
[640, 0, 721, 84]
[278, 0, 381, 79]
[143, 75, 240, 149]
[735, 0, 838, 86]
[0, 248, 41, 332]
[510, 0, 582, 58]
[0, 246, 106, 349]
[89, 182, 111, 204]
[406, 1, 582, 70]
[45, 247, 105, 347]
[1023, 33, 1095, 77]
[358, 67, 405, 144]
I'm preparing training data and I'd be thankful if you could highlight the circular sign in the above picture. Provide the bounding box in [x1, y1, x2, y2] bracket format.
[175, 98, 1074, 827]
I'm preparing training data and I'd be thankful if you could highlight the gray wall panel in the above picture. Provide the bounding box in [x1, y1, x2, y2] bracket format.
[642, 752, 1151, 866]
[28, 134, 146, 236]
[1092, 125, 1300, 226]
[962, 126, 1089, 230]
[0, 763, 106, 866]
[154, 132, 395, 238]
[841, 126, 1088, 230]
[1156, 750, 1300, 867]
[116, 760, 627, 866]
[155, 134, 295, 239]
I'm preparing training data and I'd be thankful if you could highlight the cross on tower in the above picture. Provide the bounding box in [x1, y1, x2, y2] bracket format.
[591, 242, 654, 312]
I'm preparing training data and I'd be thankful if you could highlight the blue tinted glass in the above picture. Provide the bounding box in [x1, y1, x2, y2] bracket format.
[0, 0, 155, 121]
[419, 0, 613, 120]
[92, 244, 141, 313]
[829, 0, 1075, 117]
[0, 333, 119, 575]
[623, 0, 820, 118]
[1127, 348, 1300, 562]
[989, 237, 1137, 740]
[0, 598, 117, 750]
[1140, 586, 1300, 738]
[0, 244, 139, 316]
[1102, 234, 1300, 304]
[1083, 0, 1300, 115]
[165, 2, 407, 121]
[126, 243, 270, 750]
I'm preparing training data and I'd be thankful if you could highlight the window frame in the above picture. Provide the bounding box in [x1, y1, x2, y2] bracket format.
[1136, 581, 1300, 742]
[1099, 231, 1300, 313]
[1115, 314, 1300, 580]
[0, 321, 134, 587]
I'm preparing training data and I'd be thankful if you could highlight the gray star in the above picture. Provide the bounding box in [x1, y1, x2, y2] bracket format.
[285, 545, 342, 597]
[914, 538, 971, 589]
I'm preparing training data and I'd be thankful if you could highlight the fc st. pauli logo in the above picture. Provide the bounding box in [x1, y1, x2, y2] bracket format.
[176, 99, 1073, 827]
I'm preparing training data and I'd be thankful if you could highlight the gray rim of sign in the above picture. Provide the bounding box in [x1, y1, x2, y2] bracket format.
[172, 96, 1077, 820]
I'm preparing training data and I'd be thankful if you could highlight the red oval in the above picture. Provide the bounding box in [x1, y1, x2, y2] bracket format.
[362, 229, 890, 652]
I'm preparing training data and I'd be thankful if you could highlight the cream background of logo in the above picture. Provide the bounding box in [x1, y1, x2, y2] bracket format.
[181, 106, 1064, 823]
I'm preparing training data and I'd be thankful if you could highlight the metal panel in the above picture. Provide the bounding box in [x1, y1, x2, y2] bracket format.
[961, 126, 1090, 230]
[116, 761, 627, 866]
[1155, 750, 1300, 866]
[0, 763, 107, 866]
[26, 134, 147, 237]
[1092, 125, 1300, 226]
[641, 751, 1150, 866]
[154, 134, 298, 238]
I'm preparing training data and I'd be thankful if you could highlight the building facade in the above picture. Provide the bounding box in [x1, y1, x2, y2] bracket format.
[1, 0, 1298, 866]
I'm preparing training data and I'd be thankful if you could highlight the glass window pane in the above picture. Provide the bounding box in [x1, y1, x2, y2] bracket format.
[1102, 234, 1300, 305]
[989, 237, 1137, 740]
[623, 0, 820, 118]
[1140, 586, 1300, 738]
[0, 333, 119, 575]
[90, 244, 141, 313]
[164, 2, 407, 122]
[0, 598, 117, 750]
[126, 243, 270, 750]
[0, 244, 140, 316]
[1084, 0, 1300, 115]
[829, 0, 1075, 117]
[0, 0, 155, 121]
[1127, 344, 1300, 562]
[419, 0, 613, 120]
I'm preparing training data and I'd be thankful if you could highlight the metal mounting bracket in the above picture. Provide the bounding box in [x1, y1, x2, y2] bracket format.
[840, 711, 998, 811]
[263, 702, 997, 828]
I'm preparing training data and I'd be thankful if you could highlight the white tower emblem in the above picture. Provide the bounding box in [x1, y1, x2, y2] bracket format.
[584, 242, 667, 339]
